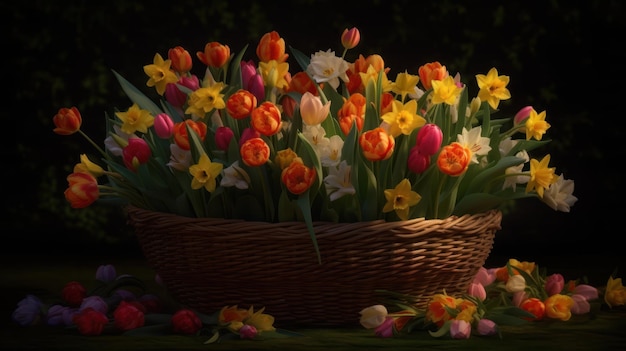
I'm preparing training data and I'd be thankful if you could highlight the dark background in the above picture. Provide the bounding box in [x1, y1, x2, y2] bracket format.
[4, 1, 624, 279]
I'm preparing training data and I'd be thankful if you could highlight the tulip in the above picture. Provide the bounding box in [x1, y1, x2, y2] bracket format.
[78, 296, 108, 314]
[168, 46, 192, 74]
[122, 137, 152, 172]
[544, 294, 574, 321]
[52, 106, 82, 135]
[418, 61, 448, 91]
[197, 41, 230, 68]
[476, 319, 498, 336]
[415, 123, 443, 156]
[11, 295, 43, 327]
[281, 158, 317, 195]
[250, 101, 282, 136]
[514, 105, 533, 125]
[226, 89, 257, 119]
[408, 147, 430, 174]
[173, 119, 208, 150]
[72, 308, 108, 336]
[215, 126, 234, 151]
[436, 142, 471, 177]
[341, 27, 360, 50]
[300, 92, 331, 126]
[64, 172, 99, 209]
[374, 317, 395, 338]
[520, 297, 545, 321]
[256, 31, 288, 63]
[450, 319, 471, 339]
[154, 113, 174, 138]
[570, 294, 591, 315]
[240, 137, 270, 167]
[505, 274, 526, 293]
[239, 324, 258, 339]
[113, 301, 145, 331]
[359, 127, 395, 161]
[467, 282, 487, 301]
[545, 273, 565, 296]
[171, 309, 202, 335]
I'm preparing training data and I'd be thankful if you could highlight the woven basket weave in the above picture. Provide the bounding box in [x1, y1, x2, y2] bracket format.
[127, 207, 501, 326]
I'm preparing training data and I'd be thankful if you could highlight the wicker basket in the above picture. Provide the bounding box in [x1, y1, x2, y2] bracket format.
[127, 207, 502, 326]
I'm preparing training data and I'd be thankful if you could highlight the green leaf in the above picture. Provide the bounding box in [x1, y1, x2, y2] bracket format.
[111, 70, 162, 116]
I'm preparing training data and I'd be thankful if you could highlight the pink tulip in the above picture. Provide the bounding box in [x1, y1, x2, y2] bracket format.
[154, 113, 174, 139]
[545, 273, 565, 296]
[341, 27, 360, 50]
[476, 319, 497, 336]
[450, 319, 471, 339]
[415, 123, 443, 156]
[514, 105, 533, 125]
[467, 282, 486, 301]
[215, 126, 234, 150]
[573, 284, 599, 301]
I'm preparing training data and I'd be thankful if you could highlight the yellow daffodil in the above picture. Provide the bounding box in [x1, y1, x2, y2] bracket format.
[115, 103, 154, 135]
[74, 154, 104, 177]
[526, 154, 558, 198]
[189, 153, 223, 192]
[381, 99, 426, 137]
[390, 71, 420, 101]
[143, 53, 178, 96]
[525, 108, 551, 141]
[476, 67, 511, 109]
[382, 179, 421, 220]
[185, 83, 226, 117]
[431, 76, 463, 105]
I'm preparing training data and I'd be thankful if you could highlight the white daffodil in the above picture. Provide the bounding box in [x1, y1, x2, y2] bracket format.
[541, 174, 578, 212]
[306, 49, 349, 89]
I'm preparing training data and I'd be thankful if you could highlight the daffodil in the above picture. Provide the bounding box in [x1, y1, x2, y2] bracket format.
[143, 53, 178, 96]
[382, 179, 421, 220]
[431, 76, 463, 106]
[115, 103, 155, 135]
[541, 174, 578, 212]
[525, 108, 551, 141]
[185, 83, 226, 117]
[306, 49, 349, 89]
[259, 59, 290, 90]
[189, 153, 223, 192]
[476, 67, 511, 109]
[526, 154, 558, 198]
[390, 71, 420, 101]
[381, 99, 426, 137]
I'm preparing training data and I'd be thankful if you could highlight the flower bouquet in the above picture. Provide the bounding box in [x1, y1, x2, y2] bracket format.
[53, 28, 577, 324]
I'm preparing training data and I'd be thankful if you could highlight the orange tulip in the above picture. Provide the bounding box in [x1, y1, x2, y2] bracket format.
[520, 297, 546, 321]
[281, 158, 317, 195]
[359, 127, 394, 161]
[288, 71, 318, 95]
[436, 142, 471, 176]
[250, 101, 282, 136]
[196, 42, 230, 68]
[53, 107, 82, 135]
[64, 172, 99, 209]
[256, 31, 288, 63]
[338, 93, 366, 135]
[172, 120, 207, 150]
[168, 46, 192, 74]
[418, 61, 449, 91]
[240, 137, 270, 167]
[226, 89, 258, 120]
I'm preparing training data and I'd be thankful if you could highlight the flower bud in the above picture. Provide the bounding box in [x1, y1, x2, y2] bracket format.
[415, 123, 443, 156]
[450, 319, 471, 339]
[215, 126, 234, 151]
[168, 46, 192, 74]
[476, 319, 497, 336]
[514, 105, 533, 125]
[341, 27, 360, 50]
[154, 113, 174, 138]
[544, 273, 565, 296]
